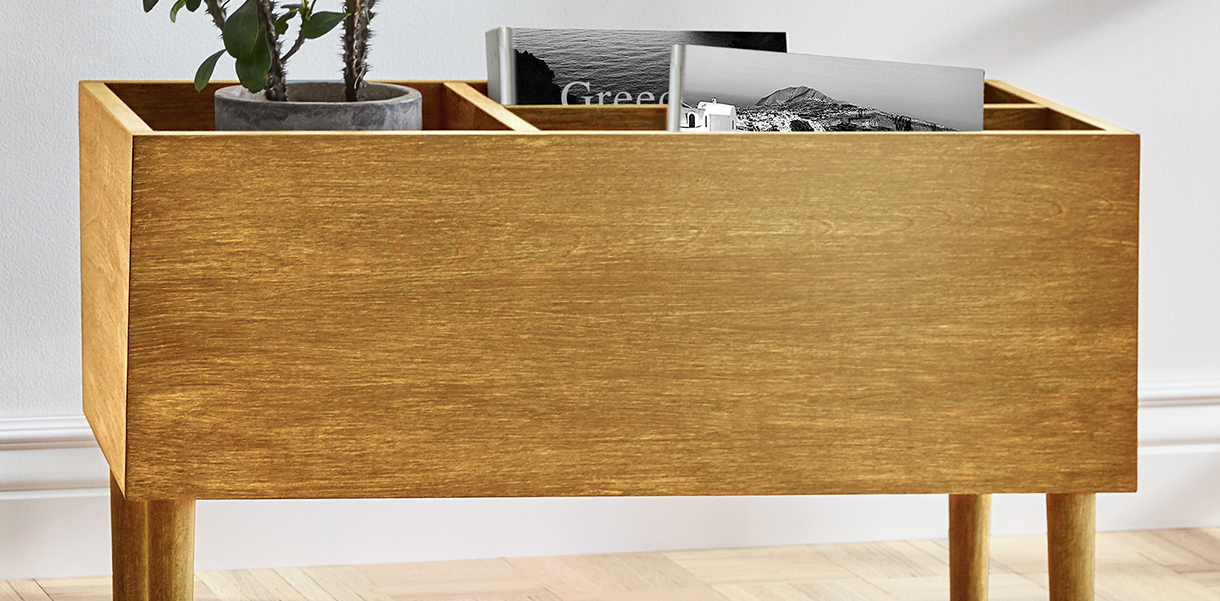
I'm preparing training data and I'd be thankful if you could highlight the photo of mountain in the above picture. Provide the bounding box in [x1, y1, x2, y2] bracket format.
[668, 45, 984, 133]
[735, 85, 956, 132]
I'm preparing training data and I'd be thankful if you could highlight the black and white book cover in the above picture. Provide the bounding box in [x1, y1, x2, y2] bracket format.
[667, 45, 984, 133]
[486, 28, 786, 105]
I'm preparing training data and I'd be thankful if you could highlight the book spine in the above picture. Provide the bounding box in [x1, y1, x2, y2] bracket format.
[666, 44, 685, 132]
[485, 27, 516, 104]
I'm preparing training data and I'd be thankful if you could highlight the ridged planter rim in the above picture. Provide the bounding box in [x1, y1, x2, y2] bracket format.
[214, 81, 419, 105]
[214, 81, 423, 131]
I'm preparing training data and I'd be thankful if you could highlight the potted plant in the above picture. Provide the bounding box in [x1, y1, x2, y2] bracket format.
[145, 0, 422, 130]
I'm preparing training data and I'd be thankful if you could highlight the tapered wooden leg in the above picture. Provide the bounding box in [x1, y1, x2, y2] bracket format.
[1047, 493, 1095, 601]
[110, 472, 196, 601]
[111, 473, 149, 601]
[950, 494, 990, 601]
[148, 498, 196, 601]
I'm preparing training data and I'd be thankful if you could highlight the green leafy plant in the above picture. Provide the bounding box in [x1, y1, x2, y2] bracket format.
[145, 0, 378, 102]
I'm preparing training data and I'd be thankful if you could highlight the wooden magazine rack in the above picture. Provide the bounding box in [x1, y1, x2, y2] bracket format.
[80, 80, 1138, 601]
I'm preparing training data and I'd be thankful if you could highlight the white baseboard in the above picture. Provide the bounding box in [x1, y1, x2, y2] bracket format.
[1136, 374, 1220, 406]
[4, 377, 1219, 579]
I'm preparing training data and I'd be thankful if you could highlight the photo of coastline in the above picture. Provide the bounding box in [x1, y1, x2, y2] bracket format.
[683, 85, 958, 132]
[669, 45, 984, 132]
[488, 28, 786, 105]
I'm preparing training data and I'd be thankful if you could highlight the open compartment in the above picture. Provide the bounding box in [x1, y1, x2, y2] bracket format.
[503, 81, 1109, 132]
[95, 79, 1115, 134]
[102, 80, 533, 131]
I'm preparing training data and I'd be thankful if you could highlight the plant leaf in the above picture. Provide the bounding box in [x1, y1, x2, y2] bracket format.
[143, 0, 160, 12]
[186, 0, 202, 9]
[234, 33, 272, 93]
[275, 12, 291, 35]
[275, 7, 300, 36]
[170, 0, 188, 22]
[194, 49, 226, 92]
[223, 0, 261, 59]
[300, 11, 345, 39]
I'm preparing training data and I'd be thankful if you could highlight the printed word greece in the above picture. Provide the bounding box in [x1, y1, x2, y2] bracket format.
[561, 82, 669, 105]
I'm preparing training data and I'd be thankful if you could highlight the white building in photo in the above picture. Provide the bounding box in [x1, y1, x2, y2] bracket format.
[680, 100, 737, 131]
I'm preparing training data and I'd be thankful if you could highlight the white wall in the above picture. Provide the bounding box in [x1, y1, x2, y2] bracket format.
[2, 0, 1219, 579]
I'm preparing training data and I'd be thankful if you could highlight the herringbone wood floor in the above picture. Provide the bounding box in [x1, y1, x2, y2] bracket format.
[3, 528, 1219, 601]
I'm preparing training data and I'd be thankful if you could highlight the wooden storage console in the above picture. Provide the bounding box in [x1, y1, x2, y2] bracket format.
[80, 80, 1138, 601]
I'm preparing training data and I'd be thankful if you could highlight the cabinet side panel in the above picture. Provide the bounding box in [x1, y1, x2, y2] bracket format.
[124, 131, 1138, 500]
[79, 82, 134, 489]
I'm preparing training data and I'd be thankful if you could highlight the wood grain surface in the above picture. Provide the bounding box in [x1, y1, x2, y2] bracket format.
[109, 471, 196, 601]
[111, 474, 149, 601]
[439, 82, 538, 131]
[120, 133, 1137, 499]
[80, 82, 145, 489]
[510, 103, 1100, 133]
[82, 81, 1139, 501]
[983, 84, 1034, 105]
[1048, 493, 1096, 601]
[985, 81, 1129, 133]
[102, 81, 499, 132]
[146, 498, 195, 601]
[506, 82, 1099, 133]
[983, 106, 1099, 131]
[509, 105, 668, 131]
[950, 494, 991, 601]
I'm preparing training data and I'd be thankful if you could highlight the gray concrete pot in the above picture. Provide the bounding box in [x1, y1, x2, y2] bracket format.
[214, 81, 423, 131]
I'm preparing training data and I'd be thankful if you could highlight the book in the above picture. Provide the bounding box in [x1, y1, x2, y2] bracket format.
[486, 28, 786, 105]
[667, 45, 985, 132]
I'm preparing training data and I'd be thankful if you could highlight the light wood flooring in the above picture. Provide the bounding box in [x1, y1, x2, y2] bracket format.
[3, 528, 1220, 601]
